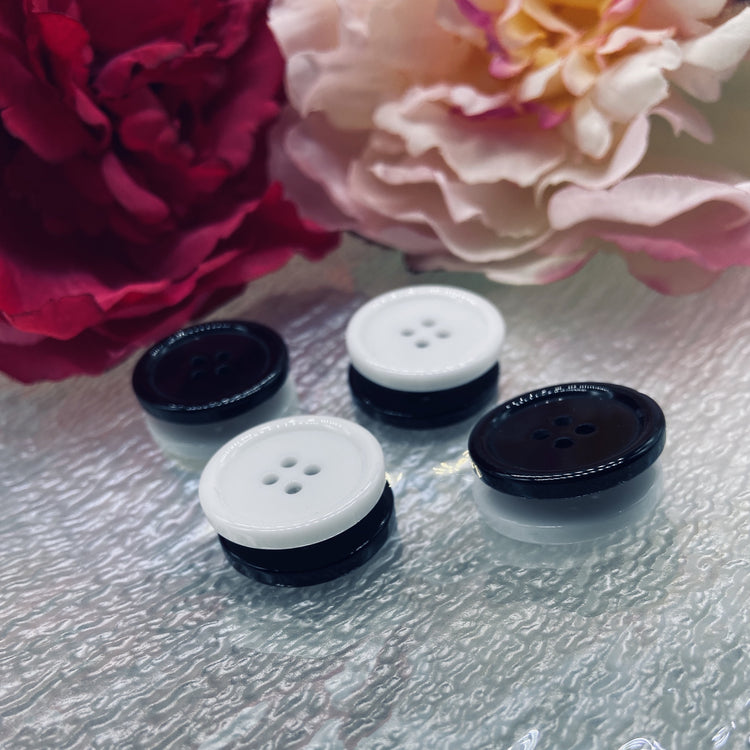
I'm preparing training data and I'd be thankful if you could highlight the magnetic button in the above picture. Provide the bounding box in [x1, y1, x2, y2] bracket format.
[346, 285, 505, 427]
[132, 320, 297, 469]
[468, 382, 666, 544]
[199, 415, 394, 586]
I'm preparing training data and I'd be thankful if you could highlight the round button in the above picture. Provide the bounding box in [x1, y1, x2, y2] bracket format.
[199, 416, 395, 585]
[346, 285, 505, 392]
[132, 320, 288, 424]
[346, 285, 505, 427]
[200, 415, 386, 548]
[469, 382, 666, 500]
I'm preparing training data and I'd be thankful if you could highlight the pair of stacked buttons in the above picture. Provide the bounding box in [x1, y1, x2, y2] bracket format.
[131, 320, 296, 471]
[131, 321, 391, 586]
[468, 383, 666, 544]
[133, 285, 666, 585]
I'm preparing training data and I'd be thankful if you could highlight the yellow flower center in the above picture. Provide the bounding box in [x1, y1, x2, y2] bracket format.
[504, 0, 636, 64]
[457, 0, 648, 122]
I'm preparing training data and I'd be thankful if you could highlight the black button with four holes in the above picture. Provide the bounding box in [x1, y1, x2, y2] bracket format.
[469, 382, 666, 500]
[133, 320, 288, 424]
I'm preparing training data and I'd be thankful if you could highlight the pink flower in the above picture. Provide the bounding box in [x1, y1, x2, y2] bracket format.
[0, 0, 338, 383]
[270, 0, 750, 293]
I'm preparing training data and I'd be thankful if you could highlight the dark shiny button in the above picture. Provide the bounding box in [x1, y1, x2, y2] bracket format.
[132, 320, 288, 424]
[469, 382, 666, 500]
[217, 486, 394, 587]
[132, 321, 297, 470]
[468, 383, 666, 544]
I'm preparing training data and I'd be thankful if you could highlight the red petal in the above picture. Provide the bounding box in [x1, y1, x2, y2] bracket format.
[0, 53, 94, 161]
[77, 0, 222, 54]
[101, 152, 170, 224]
[34, 11, 91, 87]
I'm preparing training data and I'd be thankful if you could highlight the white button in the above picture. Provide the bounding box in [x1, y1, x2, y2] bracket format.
[346, 285, 505, 392]
[199, 416, 386, 550]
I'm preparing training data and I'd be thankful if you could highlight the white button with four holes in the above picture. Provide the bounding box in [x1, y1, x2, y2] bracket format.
[347, 285, 504, 391]
[346, 285, 506, 427]
[200, 415, 388, 552]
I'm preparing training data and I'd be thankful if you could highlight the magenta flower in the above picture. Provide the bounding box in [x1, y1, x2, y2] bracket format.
[0, 0, 338, 383]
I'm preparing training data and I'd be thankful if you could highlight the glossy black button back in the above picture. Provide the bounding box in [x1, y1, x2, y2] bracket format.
[349, 363, 499, 428]
[218, 484, 395, 586]
[132, 321, 288, 424]
[469, 382, 665, 499]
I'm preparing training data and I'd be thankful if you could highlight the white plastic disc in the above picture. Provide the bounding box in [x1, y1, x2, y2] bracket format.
[346, 285, 505, 392]
[199, 416, 386, 549]
[472, 463, 663, 545]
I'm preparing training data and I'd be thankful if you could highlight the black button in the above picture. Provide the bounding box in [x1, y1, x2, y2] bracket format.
[348, 362, 499, 428]
[132, 321, 288, 424]
[469, 382, 666, 499]
[218, 485, 395, 587]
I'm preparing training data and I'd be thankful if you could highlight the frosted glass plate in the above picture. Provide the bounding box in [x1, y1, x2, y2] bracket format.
[2, 235, 750, 749]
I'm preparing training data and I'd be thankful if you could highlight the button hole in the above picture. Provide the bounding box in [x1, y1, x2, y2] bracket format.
[554, 437, 575, 449]
[531, 429, 550, 440]
[553, 415, 572, 426]
[575, 423, 596, 435]
[191, 355, 208, 368]
[415, 340, 430, 348]
[262, 474, 278, 485]
[215, 365, 231, 376]
[280, 457, 297, 468]
[215, 351, 230, 363]
[422, 319, 436, 327]
[401, 329, 415, 337]
[436, 330, 451, 339]
[303, 465, 320, 476]
[285, 482, 302, 495]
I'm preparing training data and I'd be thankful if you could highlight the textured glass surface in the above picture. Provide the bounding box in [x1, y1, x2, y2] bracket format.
[3, 236, 750, 749]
